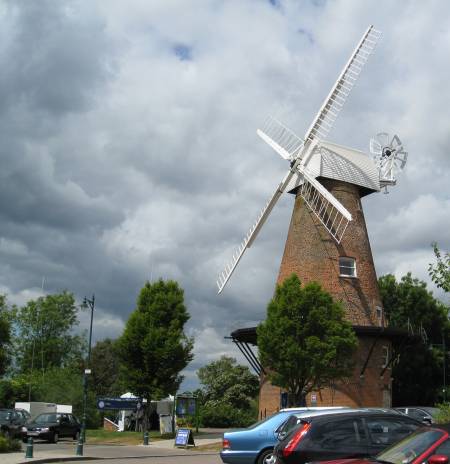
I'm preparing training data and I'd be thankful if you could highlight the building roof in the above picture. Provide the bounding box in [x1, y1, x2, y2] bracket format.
[285, 141, 381, 196]
[230, 325, 409, 346]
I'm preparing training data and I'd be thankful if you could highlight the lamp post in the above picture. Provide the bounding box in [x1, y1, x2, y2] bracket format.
[77, 294, 95, 456]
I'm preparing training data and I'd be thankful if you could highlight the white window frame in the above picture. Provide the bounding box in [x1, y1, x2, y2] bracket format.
[339, 257, 357, 278]
[376, 306, 383, 325]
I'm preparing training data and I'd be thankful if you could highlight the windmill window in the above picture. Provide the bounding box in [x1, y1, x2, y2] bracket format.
[376, 306, 383, 325]
[339, 257, 356, 277]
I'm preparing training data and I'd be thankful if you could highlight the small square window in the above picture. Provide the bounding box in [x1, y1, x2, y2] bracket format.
[339, 257, 356, 277]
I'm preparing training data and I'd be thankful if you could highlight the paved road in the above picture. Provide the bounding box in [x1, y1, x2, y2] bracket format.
[11, 439, 222, 464]
[60, 455, 222, 464]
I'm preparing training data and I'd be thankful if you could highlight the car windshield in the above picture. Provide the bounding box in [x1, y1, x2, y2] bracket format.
[35, 413, 58, 423]
[0, 411, 11, 420]
[376, 429, 445, 464]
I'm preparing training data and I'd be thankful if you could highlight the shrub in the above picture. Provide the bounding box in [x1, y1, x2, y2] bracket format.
[435, 403, 450, 423]
[200, 402, 257, 428]
[0, 436, 21, 453]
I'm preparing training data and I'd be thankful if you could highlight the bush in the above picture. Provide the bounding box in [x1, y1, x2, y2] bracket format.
[0, 436, 21, 453]
[200, 401, 257, 428]
[435, 403, 450, 423]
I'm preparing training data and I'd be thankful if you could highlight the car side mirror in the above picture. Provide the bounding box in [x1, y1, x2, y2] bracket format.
[428, 455, 449, 464]
[277, 431, 287, 441]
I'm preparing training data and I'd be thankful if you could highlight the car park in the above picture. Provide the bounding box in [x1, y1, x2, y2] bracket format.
[395, 407, 440, 425]
[21, 412, 81, 443]
[274, 409, 423, 464]
[220, 407, 347, 464]
[0, 408, 31, 439]
[317, 424, 450, 464]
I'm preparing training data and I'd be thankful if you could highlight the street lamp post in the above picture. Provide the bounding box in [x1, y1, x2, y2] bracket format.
[77, 294, 95, 456]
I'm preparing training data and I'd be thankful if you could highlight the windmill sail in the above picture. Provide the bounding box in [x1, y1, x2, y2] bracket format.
[301, 25, 381, 165]
[217, 176, 286, 293]
[298, 169, 351, 243]
[256, 116, 304, 160]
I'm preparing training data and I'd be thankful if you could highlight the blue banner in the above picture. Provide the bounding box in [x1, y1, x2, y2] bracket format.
[96, 397, 143, 410]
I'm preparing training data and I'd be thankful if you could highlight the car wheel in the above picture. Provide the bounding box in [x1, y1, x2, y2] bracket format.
[257, 448, 275, 464]
[73, 431, 80, 441]
[52, 432, 59, 443]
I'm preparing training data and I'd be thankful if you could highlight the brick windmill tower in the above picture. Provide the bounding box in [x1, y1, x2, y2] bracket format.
[217, 26, 408, 414]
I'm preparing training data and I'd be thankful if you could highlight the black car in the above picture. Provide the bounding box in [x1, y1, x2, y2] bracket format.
[22, 412, 81, 443]
[0, 408, 31, 439]
[274, 409, 423, 464]
[395, 407, 440, 425]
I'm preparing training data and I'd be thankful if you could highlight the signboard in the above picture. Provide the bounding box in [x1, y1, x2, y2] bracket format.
[175, 397, 196, 415]
[96, 397, 142, 410]
[174, 428, 195, 448]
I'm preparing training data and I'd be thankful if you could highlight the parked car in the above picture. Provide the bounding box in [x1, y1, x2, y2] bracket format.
[0, 408, 31, 439]
[220, 407, 348, 464]
[274, 409, 423, 464]
[395, 407, 440, 425]
[317, 424, 450, 464]
[21, 412, 81, 443]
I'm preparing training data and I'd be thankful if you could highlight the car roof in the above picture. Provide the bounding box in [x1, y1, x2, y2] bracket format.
[299, 408, 421, 422]
[280, 407, 346, 412]
[288, 408, 403, 418]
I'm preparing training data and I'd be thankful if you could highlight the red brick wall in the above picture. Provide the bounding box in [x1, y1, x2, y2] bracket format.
[258, 180, 391, 415]
[277, 180, 384, 326]
[259, 335, 392, 417]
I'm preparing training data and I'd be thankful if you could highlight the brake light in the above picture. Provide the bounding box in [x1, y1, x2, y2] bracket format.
[282, 422, 311, 457]
[223, 438, 231, 449]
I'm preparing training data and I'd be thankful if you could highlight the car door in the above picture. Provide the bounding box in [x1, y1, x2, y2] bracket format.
[59, 414, 71, 438]
[304, 417, 369, 462]
[366, 416, 420, 455]
[68, 415, 79, 437]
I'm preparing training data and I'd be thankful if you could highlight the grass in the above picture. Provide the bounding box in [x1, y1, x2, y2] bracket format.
[86, 429, 174, 445]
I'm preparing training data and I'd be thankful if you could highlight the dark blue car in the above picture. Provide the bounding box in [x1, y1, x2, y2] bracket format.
[220, 407, 346, 464]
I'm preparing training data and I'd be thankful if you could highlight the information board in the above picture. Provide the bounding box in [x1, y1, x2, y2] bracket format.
[96, 397, 142, 410]
[174, 428, 195, 448]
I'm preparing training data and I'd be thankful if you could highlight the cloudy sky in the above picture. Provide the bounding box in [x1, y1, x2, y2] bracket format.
[1, 0, 449, 391]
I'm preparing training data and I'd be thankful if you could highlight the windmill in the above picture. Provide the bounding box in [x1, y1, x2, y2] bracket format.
[217, 26, 408, 410]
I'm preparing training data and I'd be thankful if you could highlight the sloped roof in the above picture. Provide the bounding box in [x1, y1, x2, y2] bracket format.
[285, 141, 381, 194]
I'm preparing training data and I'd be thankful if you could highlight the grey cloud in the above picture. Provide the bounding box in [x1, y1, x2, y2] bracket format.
[0, 0, 449, 392]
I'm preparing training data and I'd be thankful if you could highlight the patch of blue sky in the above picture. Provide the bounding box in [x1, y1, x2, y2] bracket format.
[173, 44, 192, 61]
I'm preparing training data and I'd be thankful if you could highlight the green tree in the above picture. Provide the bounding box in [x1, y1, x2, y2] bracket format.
[12, 291, 86, 374]
[118, 279, 194, 428]
[0, 295, 12, 377]
[198, 356, 259, 408]
[379, 273, 450, 405]
[257, 274, 358, 406]
[429, 243, 450, 293]
[197, 356, 259, 427]
[90, 338, 122, 397]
